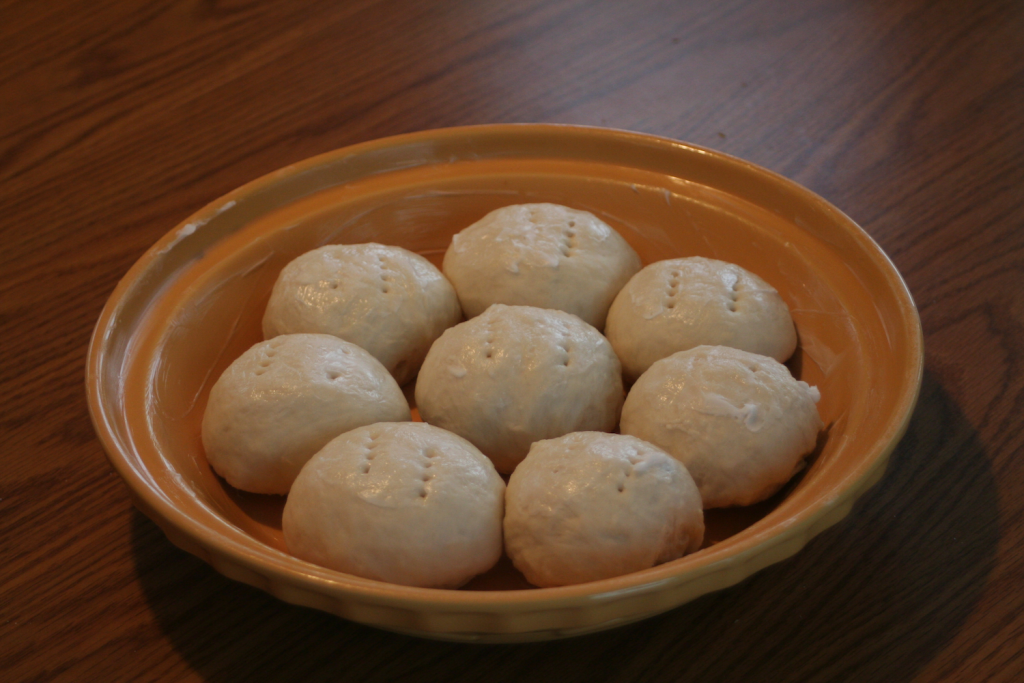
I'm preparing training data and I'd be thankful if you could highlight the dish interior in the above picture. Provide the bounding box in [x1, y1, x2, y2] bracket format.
[112, 151, 905, 592]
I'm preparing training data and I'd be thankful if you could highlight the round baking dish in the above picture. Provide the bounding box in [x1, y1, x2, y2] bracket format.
[86, 124, 923, 642]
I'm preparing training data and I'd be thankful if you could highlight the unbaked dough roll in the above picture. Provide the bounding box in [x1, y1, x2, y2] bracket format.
[283, 422, 505, 588]
[442, 203, 641, 329]
[620, 345, 822, 508]
[415, 304, 624, 474]
[262, 243, 462, 385]
[201, 334, 411, 495]
[504, 432, 704, 587]
[605, 257, 797, 383]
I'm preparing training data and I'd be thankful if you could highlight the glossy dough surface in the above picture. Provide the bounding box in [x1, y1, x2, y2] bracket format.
[605, 257, 797, 382]
[201, 334, 411, 495]
[415, 304, 624, 474]
[262, 243, 462, 385]
[504, 432, 704, 587]
[620, 345, 823, 508]
[442, 204, 641, 329]
[282, 422, 505, 588]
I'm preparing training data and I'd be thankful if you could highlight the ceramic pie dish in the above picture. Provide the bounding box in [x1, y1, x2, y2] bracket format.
[86, 124, 923, 643]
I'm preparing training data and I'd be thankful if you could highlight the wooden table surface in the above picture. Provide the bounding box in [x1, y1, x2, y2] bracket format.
[3, 0, 1022, 680]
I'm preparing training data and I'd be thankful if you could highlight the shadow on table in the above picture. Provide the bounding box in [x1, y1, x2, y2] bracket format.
[133, 370, 997, 682]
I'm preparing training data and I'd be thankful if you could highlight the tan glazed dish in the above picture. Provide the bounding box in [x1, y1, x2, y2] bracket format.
[86, 124, 924, 642]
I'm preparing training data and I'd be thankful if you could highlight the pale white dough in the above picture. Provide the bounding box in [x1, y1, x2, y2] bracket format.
[504, 432, 704, 587]
[201, 334, 410, 494]
[282, 422, 505, 588]
[415, 304, 624, 474]
[605, 257, 797, 382]
[442, 204, 641, 329]
[262, 243, 462, 385]
[620, 345, 823, 508]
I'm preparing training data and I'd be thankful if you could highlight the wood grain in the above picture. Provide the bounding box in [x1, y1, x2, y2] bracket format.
[2, 0, 1022, 680]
